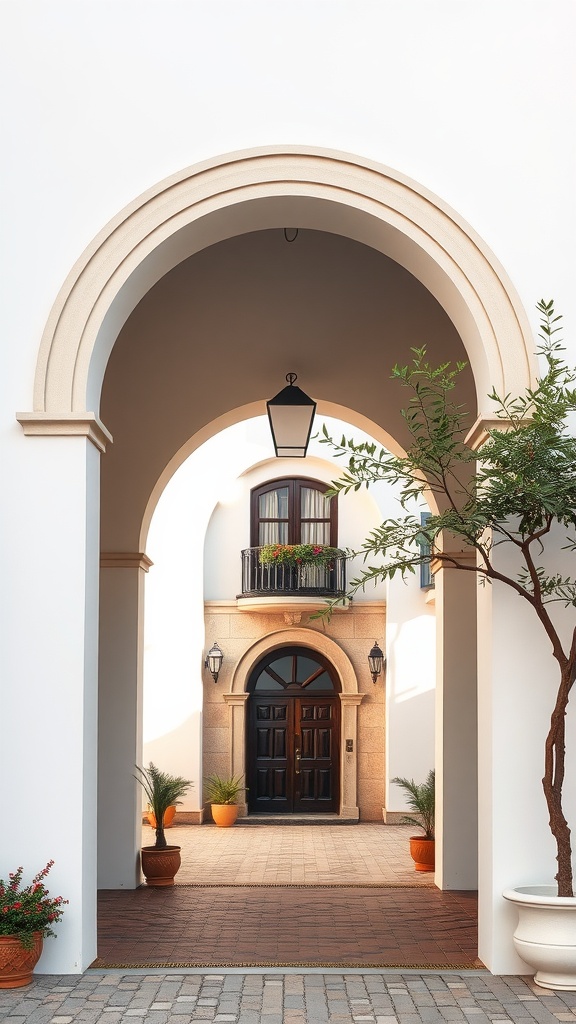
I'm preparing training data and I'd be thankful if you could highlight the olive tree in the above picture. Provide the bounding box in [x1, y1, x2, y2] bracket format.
[320, 301, 576, 896]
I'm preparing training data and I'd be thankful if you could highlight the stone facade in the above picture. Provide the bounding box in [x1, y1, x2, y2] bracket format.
[203, 601, 386, 821]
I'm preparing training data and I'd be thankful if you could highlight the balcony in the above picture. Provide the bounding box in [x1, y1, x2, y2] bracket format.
[238, 546, 347, 616]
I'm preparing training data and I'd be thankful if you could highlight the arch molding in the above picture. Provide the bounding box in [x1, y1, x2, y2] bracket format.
[17, 146, 537, 444]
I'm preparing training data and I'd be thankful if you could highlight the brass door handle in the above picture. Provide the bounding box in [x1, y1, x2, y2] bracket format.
[295, 747, 301, 774]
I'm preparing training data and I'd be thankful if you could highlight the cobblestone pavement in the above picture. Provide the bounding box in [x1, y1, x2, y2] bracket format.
[3, 971, 576, 1024]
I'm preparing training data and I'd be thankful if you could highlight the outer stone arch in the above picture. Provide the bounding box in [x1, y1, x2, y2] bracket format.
[18, 145, 537, 444]
[224, 628, 364, 819]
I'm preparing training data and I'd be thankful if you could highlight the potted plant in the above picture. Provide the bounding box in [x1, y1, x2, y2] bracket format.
[0, 861, 68, 988]
[319, 301, 576, 988]
[259, 543, 344, 568]
[145, 805, 176, 829]
[392, 771, 435, 872]
[204, 773, 246, 827]
[134, 762, 192, 886]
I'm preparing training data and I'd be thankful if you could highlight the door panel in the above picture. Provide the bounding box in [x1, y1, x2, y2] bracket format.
[249, 697, 293, 812]
[294, 698, 339, 812]
[248, 695, 339, 813]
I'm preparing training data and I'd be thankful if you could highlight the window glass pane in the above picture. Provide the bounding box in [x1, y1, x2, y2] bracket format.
[306, 672, 333, 691]
[266, 656, 293, 685]
[259, 522, 288, 545]
[295, 656, 323, 682]
[301, 487, 330, 519]
[296, 656, 318, 683]
[254, 673, 283, 691]
[301, 522, 330, 544]
[259, 487, 289, 519]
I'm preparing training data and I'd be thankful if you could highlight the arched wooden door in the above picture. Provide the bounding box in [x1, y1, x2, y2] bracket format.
[247, 646, 341, 814]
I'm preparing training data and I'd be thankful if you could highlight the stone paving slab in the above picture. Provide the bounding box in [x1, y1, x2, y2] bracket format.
[3, 972, 576, 1024]
[150, 824, 434, 887]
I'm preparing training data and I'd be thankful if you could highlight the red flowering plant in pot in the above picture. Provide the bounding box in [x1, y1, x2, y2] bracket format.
[0, 861, 68, 988]
[259, 544, 343, 568]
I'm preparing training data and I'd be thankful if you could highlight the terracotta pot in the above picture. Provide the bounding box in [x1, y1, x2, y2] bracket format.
[211, 803, 239, 827]
[140, 845, 181, 886]
[0, 932, 43, 988]
[409, 836, 435, 872]
[503, 885, 576, 990]
[146, 805, 176, 829]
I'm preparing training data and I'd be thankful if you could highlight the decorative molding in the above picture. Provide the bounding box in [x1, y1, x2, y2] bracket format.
[172, 810, 204, 825]
[283, 611, 302, 624]
[229, 628, 359, 696]
[339, 694, 366, 707]
[100, 552, 153, 571]
[465, 415, 516, 451]
[340, 805, 360, 820]
[30, 146, 536, 420]
[16, 412, 113, 453]
[430, 550, 477, 574]
[382, 809, 407, 825]
[223, 693, 250, 706]
[236, 596, 350, 614]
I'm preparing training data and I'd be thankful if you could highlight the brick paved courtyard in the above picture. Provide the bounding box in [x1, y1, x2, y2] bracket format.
[94, 824, 479, 970]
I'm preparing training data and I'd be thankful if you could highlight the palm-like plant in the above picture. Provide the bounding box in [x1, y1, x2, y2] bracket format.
[134, 762, 192, 849]
[204, 774, 246, 805]
[392, 770, 435, 840]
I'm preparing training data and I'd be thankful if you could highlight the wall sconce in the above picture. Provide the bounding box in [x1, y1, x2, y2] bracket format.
[368, 641, 385, 684]
[205, 642, 224, 684]
[266, 372, 317, 458]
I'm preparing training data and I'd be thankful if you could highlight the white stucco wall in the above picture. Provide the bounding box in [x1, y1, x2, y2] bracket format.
[1, 0, 574, 393]
[2, 0, 575, 977]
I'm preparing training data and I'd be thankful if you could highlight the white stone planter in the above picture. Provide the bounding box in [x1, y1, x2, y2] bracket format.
[503, 885, 576, 990]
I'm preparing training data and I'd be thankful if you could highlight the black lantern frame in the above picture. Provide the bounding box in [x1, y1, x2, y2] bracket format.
[266, 372, 317, 458]
[368, 641, 385, 684]
[205, 642, 224, 684]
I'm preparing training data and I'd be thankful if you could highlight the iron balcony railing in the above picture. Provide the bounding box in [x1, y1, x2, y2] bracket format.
[240, 547, 347, 598]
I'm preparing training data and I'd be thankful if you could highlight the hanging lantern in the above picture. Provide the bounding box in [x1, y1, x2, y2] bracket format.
[266, 373, 317, 457]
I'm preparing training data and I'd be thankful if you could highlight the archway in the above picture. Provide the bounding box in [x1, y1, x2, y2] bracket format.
[19, 146, 536, 437]
[18, 147, 538, 976]
[225, 629, 364, 820]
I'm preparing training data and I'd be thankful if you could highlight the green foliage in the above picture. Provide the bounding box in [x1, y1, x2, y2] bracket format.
[259, 544, 343, 567]
[0, 861, 68, 948]
[319, 300, 576, 611]
[392, 771, 435, 840]
[320, 300, 576, 896]
[204, 774, 246, 805]
[134, 762, 192, 850]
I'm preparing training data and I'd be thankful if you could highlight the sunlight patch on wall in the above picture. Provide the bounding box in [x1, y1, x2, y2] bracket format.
[387, 613, 436, 702]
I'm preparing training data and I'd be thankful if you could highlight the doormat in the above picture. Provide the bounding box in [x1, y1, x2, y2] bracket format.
[174, 882, 436, 889]
[90, 958, 486, 970]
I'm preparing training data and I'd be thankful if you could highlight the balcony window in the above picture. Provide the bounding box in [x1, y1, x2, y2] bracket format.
[251, 477, 337, 547]
[241, 477, 345, 599]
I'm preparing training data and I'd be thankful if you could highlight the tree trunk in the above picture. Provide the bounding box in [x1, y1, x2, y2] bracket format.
[543, 667, 573, 897]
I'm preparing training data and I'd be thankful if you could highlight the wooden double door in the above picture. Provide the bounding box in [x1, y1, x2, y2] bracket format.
[248, 694, 340, 813]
